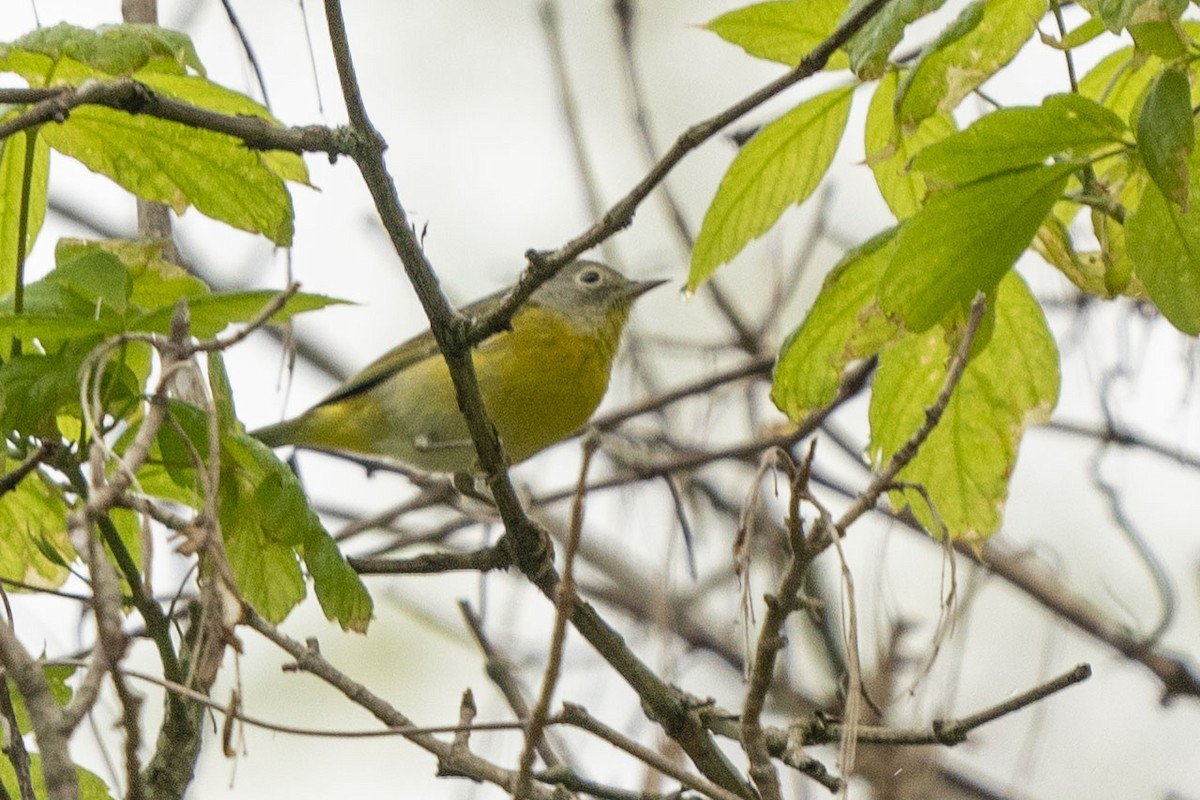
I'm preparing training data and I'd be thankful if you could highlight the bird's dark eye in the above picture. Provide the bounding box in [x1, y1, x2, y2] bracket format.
[578, 269, 601, 285]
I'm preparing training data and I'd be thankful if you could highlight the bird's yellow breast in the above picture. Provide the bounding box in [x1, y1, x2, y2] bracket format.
[300, 304, 623, 472]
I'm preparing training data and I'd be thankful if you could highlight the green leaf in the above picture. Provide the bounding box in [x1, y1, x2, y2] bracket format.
[1127, 147, 1200, 334]
[0, 340, 141, 438]
[1136, 69, 1193, 210]
[221, 432, 372, 631]
[0, 126, 49, 296]
[104, 507, 146, 597]
[772, 229, 903, 418]
[1128, 17, 1185, 59]
[1078, 47, 1155, 123]
[689, 85, 854, 288]
[208, 351, 238, 432]
[0, 753, 117, 800]
[1045, 16, 1106, 49]
[864, 70, 956, 218]
[0, 465, 73, 589]
[705, 0, 849, 70]
[135, 72, 309, 184]
[879, 161, 1077, 331]
[48, 247, 133, 314]
[869, 272, 1059, 541]
[1094, 0, 1141, 31]
[1078, 35, 1200, 125]
[8, 664, 75, 734]
[1034, 214, 1122, 298]
[55, 238, 210, 308]
[130, 290, 344, 338]
[896, 0, 1048, 127]
[42, 106, 294, 245]
[910, 93, 1128, 184]
[0, 22, 202, 83]
[0, 314, 120, 345]
[842, 0, 949, 79]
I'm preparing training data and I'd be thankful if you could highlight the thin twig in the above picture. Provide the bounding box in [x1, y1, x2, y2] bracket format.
[514, 437, 598, 797]
[0, 442, 57, 498]
[458, 601, 566, 769]
[556, 704, 747, 800]
[472, 0, 901, 344]
[348, 547, 511, 575]
[243, 608, 558, 797]
[611, 0, 759, 352]
[0, 676, 36, 800]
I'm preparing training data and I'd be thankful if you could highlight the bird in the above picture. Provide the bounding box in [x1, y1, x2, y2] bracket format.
[252, 260, 665, 473]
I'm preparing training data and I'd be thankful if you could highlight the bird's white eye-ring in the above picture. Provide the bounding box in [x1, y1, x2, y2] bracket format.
[578, 268, 602, 285]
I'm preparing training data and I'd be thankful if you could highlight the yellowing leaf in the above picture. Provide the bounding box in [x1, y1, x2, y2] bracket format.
[0, 466, 72, 589]
[896, 0, 1047, 127]
[864, 70, 955, 218]
[772, 229, 903, 418]
[869, 272, 1059, 542]
[42, 106, 295, 245]
[690, 85, 853, 288]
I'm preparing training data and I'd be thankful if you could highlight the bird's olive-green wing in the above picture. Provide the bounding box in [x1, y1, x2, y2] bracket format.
[314, 286, 514, 407]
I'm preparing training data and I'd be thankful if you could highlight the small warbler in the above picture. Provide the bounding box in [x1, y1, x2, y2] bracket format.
[252, 260, 664, 472]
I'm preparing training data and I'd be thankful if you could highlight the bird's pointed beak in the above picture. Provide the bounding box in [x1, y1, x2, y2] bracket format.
[626, 278, 669, 300]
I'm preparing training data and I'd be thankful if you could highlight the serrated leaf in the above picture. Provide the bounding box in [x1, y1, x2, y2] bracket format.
[0, 22, 202, 82]
[1127, 147, 1200, 334]
[879, 161, 1077, 331]
[896, 0, 1047, 127]
[136, 72, 309, 184]
[0, 126, 49, 296]
[864, 70, 956, 218]
[1136, 69, 1192, 210]
[221, 432, 372, 631]
[910, 93, 1128, 184]
[705, 0, 849, 70]
[42, 106, 294, 245]
[0, 466, 73, 589]
[772, 229, 903, 418]
[870, 272, 1059, 541]
[130, 290, 343, 337]
[689, 85, 853, 288]
[843, 0, 949, 79]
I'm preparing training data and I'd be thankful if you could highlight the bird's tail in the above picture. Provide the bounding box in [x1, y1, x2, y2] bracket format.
[249, 417, 306, 449]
